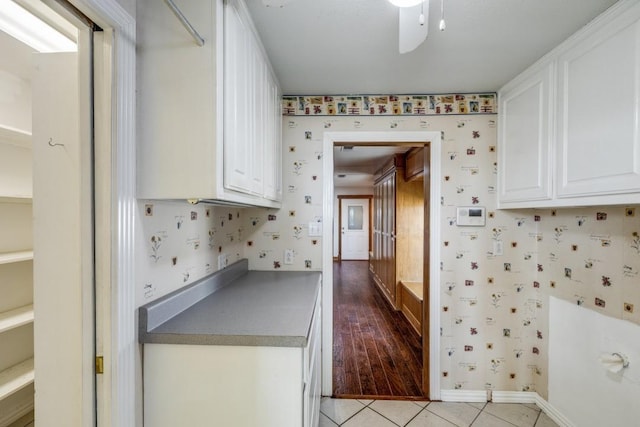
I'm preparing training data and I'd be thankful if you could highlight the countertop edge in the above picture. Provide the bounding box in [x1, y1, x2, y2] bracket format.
[139, 265, 321, 348]
[142, 333, 309, 348]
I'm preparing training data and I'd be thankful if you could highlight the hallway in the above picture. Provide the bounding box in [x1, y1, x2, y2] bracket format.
[333, 261, 423, 398]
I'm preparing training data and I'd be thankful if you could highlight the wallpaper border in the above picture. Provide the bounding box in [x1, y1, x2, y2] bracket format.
[282, 93, 497, 116]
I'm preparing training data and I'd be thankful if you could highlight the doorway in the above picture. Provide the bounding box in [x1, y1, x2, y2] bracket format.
[0, 1, 136, 424]
[321, 131, 442, 400]
[332, 141, 429, 399]
[0, 2, 97, 424]
[338, 196, 372, 261]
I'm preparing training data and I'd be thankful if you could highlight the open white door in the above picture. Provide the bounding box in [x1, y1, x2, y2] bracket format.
[340, 198, 370, 260]
[32, 43, 95, 426]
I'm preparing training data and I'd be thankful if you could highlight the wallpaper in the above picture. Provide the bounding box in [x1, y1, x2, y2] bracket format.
[535, 206, 640, 396]
[246, 96, 640, 399]
[135, 200, 245, 305]
[134, 91, 640, 400]
[242, 103, 549, 395]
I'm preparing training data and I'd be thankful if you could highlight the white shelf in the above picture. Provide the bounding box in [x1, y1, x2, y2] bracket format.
[0, 305, 34, 334]
[0, 125, 31, 149]
[0, 196, 32, 204]
[0, 358, 34, 401]
[0, 251, 34, 265]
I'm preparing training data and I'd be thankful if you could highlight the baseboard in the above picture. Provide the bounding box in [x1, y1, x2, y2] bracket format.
[440, 389, 487, 402]
[492, 391, 538, 403]
[440, 389, 574, 427]
[0, 400, 33, 427]
[534, 394, 575, 427]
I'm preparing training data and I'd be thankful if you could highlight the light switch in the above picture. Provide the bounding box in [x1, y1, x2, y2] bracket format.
[493, 240, 503, 256]
[308, 222, 322, 236]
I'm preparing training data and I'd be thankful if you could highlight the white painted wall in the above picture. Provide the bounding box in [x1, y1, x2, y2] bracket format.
[0, 32, 33, 133]
[549, 296, 640, 427]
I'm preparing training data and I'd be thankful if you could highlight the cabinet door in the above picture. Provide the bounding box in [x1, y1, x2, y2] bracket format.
[556, 11, 640, 198]
[388, 174, 396, 302]
[498, 63, 553, 204]
[249, 43, 264, 196]
[263, 69, 282, 201]
[404, 148, 424, 181]
[224, 4, 254, 194]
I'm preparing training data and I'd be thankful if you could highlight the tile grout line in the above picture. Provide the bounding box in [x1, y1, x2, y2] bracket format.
[467, 402, 484, 426]
[423, 404, 472, 427]
[487, 403, 542, 427]
[471, 405, 524, 427]
[367, 406, 404, 427]
[533, 408, 543, 427]
[401, 402, 432, 427]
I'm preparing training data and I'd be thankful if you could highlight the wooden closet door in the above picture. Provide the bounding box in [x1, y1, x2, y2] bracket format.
[380, 174, 394, 304]
[388, 172, 397, 303]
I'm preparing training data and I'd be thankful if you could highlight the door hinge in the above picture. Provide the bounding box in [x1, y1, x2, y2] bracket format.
[95, 356, 104, 374]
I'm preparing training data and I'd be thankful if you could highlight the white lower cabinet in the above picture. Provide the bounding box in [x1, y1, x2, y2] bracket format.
[143, 296, 321, 427]
[498, 0, 640, 208]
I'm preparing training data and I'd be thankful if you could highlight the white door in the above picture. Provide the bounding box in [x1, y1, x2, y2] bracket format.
[32, 35, 94, 427]
[340, 198, 369, 260]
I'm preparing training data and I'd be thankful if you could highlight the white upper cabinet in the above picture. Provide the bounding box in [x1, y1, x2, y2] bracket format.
[498, 0, 640, 208]
[498, 62, 554, 205]
[137, 0, 282, 208]
[223, 0, 281, 200]
[263, 69, 283, 202]
[556, 7, 640, 199]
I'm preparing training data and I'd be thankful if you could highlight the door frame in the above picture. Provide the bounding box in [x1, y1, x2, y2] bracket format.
[337, 195, 372, 261]
[66, 1, 136, 425]
[322, 131, 441, 400]
[27, 0, 134, 424]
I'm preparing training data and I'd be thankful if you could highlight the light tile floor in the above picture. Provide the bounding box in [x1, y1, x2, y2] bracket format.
[320, 398, 560, 427]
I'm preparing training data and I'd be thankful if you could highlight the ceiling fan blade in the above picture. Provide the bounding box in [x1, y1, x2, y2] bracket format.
[399, 1, 429, 54]
[262, 0, 297, 7]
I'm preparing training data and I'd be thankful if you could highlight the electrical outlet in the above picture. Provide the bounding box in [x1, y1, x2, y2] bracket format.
[284, 249, 294, 265]
[493, 240, 503, 256]
[218, 254, 228, 269]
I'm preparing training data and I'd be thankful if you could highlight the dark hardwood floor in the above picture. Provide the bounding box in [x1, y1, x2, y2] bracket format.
[332, 261, 424, 399]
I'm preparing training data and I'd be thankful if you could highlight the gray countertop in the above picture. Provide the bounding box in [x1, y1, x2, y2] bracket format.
[139, 260, 321, 347]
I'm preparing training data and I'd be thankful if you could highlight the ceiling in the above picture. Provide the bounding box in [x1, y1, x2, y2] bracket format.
[334, 145, 414, 188]
[1, 1, 621, 189]
[246, 0, 618, 187]
[0, 30, 34, 79]
[247, 0, 618, 95]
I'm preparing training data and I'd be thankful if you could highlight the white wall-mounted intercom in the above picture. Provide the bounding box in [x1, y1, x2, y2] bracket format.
[456, 206, 486, 226]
